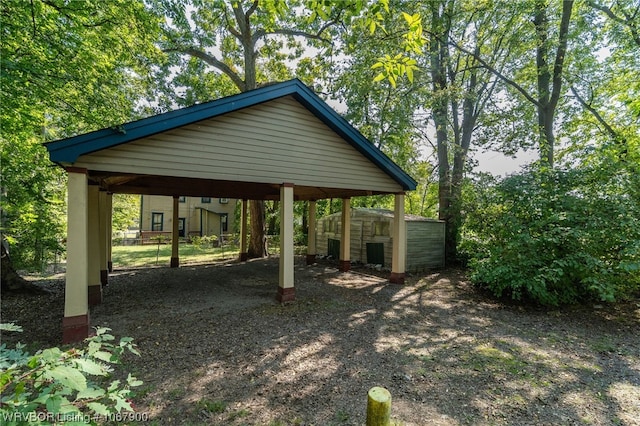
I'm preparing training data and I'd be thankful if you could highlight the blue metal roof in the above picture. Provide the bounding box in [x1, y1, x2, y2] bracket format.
[45, 78, 417, 191]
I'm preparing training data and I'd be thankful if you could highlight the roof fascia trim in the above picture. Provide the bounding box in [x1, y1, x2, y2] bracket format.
[45, 80, 303, 163]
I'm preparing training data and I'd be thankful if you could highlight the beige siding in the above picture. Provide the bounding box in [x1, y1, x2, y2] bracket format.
[406, 221, 445, 271]
[75, 97, 402, 193]
[315, 209, 445, 272]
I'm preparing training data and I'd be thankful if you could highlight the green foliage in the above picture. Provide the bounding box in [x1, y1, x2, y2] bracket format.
[0, 326, 142, 425]
[462, 161, 640, 306]
[1, 0, 160, 271]
[196, 398, 226, 414]
[190, 235, 218, 249]
[111, 195, 140, 234]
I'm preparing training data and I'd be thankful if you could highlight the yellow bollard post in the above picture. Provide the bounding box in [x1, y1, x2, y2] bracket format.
[366, 386, 391, 426]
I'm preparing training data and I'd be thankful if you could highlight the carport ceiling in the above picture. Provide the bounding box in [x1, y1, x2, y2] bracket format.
[46, 79, 417, 199]
[91, 172, 390, 201]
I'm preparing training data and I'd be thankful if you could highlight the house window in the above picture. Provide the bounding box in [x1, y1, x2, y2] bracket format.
[151, 212, 164, 231]
[220, 213, 228, 232]
[219, 198, 229, 204]
[201, 197, 211, 203]
[179, 196, 186, 203]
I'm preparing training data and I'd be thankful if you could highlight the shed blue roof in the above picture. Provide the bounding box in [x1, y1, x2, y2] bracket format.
[45, 78, 417, 191]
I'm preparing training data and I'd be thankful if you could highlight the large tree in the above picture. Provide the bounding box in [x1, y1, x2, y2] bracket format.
[453, 0, 574, 168]
[356, 0, 516, 261]
[149, 0, 345, 257]
[1, 0, 160, 287]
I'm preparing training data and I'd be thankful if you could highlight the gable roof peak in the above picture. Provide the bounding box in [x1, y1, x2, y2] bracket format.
[45, 78, 416, 190]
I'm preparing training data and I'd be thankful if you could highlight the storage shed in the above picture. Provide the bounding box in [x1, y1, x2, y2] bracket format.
[316, 208, 445, 272]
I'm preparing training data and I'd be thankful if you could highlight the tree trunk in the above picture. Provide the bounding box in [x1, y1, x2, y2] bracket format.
[247, 200, 267, 258]
[1, 241, 49, 294]
[430, 2, 454, 264]
[534, 0, 574, 168]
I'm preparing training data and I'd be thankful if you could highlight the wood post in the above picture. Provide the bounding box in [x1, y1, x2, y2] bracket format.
[239, 199, 248, 261]
[277, 184, 295, 302]
[306, 200, 316, 265]
[106, 192, 113, 272]
[390, 193, 406, 284]
[366, 386, 392, 426]
[63, 169, 90, 343]
[98, 190, 108, 286]
[339, 198, 351, 272]
[171, 195, 179, 267]
[87, 185, 102, 306]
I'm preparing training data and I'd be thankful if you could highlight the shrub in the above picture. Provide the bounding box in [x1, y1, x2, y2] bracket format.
[461, 163, 640, 306]
[190, 235, 218, 248]
[0, 324, 143, 425]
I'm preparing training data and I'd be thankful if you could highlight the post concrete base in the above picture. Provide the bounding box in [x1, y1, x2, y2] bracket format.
[100, 270, 108, 287]
[170, 257, 179, 268]
[239, 252, 248, 262]
[276, 287, 295, 303]
[88, 285, 102, 306]
[306, 254, 316, 265]
[339, 260, 351, 272]
[62, 314, 90, 344]
[389, 272, 405, 285]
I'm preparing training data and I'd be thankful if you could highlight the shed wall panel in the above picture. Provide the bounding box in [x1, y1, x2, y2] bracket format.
[315, 210, 445, 272]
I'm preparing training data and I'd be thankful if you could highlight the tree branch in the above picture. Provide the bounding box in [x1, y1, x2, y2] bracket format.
[569, 85, 621, 142]
[30, 0, 36, 37]
[549, 0, 574, 111]
[246, 0, 259, 19]
[164, 46, 245, 91]
[443, 34, 541, 108]
[587, 0, 640, 47]
[254, 28, 333, 44]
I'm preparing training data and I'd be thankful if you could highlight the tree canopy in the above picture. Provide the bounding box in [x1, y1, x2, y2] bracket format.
[1, 0, 160, 271]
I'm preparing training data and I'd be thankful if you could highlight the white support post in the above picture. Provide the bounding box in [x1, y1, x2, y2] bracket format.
[63, 169, 90, 343]
[339, 198, 351, 272]
[277, 184, 295, 302]
[390, 193, 406, 284]
[306, 200, 317, 265]
[87, 185, 102, 306]
[99, 190, 108, 286]
[171, 196, 179, 267]
[239, 199, 248, 261]
[106, 192, 113, 272]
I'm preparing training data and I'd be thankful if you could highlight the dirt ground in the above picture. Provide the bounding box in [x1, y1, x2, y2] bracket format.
[2, 257, 639, 425]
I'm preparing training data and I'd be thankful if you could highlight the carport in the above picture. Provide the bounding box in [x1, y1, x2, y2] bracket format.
[45, 79, 417, 342]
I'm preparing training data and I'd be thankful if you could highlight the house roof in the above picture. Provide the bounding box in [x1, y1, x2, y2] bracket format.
[323, 208, 442, 222]
[45, 79, 416, 192]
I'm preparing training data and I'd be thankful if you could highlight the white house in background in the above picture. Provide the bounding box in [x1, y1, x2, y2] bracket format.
[140, 195, 237, 240]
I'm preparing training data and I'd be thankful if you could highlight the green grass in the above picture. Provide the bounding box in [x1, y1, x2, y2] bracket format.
[196, 398, 226, 414]
[111, 243, 240, 268]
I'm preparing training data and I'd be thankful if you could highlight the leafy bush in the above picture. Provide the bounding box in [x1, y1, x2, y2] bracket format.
[461, 162, 640, 306]
[190, 235, 218, 248]
[0, 324, 143, 425]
